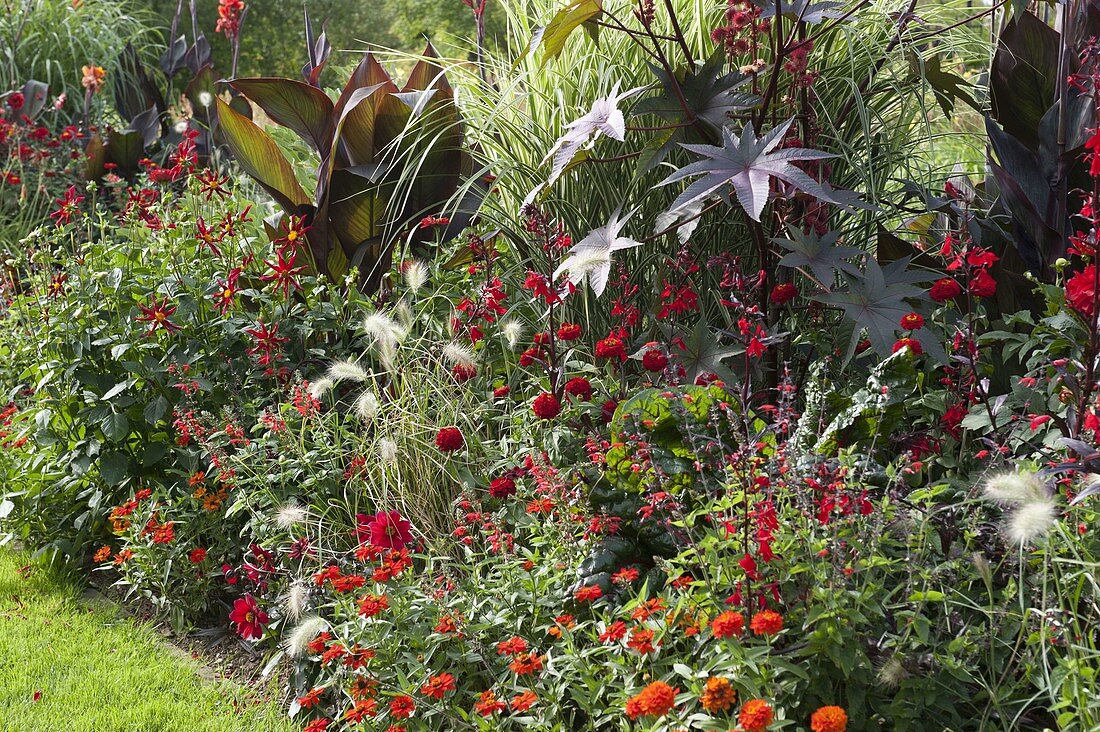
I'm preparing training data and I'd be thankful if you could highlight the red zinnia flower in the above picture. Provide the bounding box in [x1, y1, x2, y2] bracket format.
[511, 690, 537, 712]
[892, 337, 922, 355]
[595, 335, 627, 361]
[473, 690, 506, 716]
[641, 348, 669, 372]
[557, 322, 582, 340]
[228, 594, 268, 639]
[435, 426, 464, 452]
[188, 547, 207, 563]
[420, 673, 456, 699]
[573, 584, 603, 603]
[899, 312, 924, 330]
[389, 695, 415, 719]
[532, 391, 562, 419]
[929, 277, 962, 303]
[769, 282, 798, 305]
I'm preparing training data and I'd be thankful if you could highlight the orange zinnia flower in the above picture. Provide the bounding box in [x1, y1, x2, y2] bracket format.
[810, 705, 848, 732]
[625, 681, 678, 720]
[749, 610, 784, 636]
[700, 676, 736, 713]
[510, 690, 537, 712]
[509, 652, 544, 676]
[738, 699, 774, 732]
[711, 610, 745, 638]
[420, 673, 456, 700]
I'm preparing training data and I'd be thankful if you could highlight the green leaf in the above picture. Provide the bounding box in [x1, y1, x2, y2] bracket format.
[99, 452, 129, 486]
[537, 0, 603, 66]
[101, 412, 130, 442]
[214, 96, 310, 212]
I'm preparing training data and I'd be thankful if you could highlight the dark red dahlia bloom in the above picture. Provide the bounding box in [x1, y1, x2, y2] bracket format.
[769, 282, 798, 305]
[564, 377, 593, 400]
[532, 391, 562, 419]
[435, 426, 464, 452]
[489, 476, 516, 498]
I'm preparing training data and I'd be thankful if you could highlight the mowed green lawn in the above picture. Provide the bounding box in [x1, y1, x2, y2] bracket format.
[0, 550, 296, 732]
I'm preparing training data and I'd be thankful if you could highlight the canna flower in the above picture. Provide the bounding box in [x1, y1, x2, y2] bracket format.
[81, 65, 106, 93]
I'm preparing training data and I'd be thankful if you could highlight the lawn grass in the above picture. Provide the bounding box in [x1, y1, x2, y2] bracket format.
[0, 550, 296, 732]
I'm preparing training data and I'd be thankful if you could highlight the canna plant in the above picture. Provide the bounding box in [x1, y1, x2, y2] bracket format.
[215, 43, 475, 290]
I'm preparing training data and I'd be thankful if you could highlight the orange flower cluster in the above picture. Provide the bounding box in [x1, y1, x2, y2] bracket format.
[700, 676, 736, 713]
[625, 681, 678, 720]
[750, 609, 784, 635]
[711, 609, 745, 638]
[810, 705, 848, 732]
[738, 699, 774, 732]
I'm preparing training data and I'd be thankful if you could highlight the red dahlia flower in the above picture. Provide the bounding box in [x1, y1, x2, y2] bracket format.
[360, 510, 413, 550]
[228, 594, 268, 639]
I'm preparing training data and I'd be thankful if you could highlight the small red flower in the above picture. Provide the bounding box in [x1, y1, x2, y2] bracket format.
[892, 337, 922, 355]
[435, 426, 464, 452]
[136, 296, 181, 334]
[711, 610, 745, 638]
[489, 476, 516, 498]
[473, 690, 506, 716]
[738, 699, 774, 732]
[769, 282, 798, 305]
[360, 510, 413, 550]
[420, 673, 456, 700]
[573, 584, 603, 603]
[564, 376, 593, 400]
[595, 335, 627, 361]
[188, 547, 207, 563]
[641, 348, 669, 372]
[899, 312, 924, 330]
[389, 695, 415, 719]
[929, 277, 962, 303]
[532, 391, 562, 420]
[557, 322, 582, 340]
